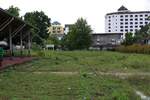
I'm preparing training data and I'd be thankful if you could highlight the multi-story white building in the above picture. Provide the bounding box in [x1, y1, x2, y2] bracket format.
[105, 5, 150, 37]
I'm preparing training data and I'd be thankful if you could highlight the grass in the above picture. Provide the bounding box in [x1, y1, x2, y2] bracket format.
[0, 50, 149, 100]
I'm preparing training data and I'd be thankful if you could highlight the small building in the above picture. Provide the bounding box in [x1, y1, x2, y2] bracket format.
[91, 33, 123, 50]
[48, 21, 64, 40]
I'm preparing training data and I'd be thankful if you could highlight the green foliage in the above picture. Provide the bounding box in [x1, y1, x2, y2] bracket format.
[46, 35, 61, 47]
[31, 42, 42, 51]
[64, 18, 92, 50]
[134, 24, 150, 42]
[122, 32, 135, 45]
[6, 5, 20, 17]
[24, 11, 51, 45]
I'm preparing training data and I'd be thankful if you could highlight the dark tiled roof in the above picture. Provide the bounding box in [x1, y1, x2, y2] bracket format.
[52, 21, 61, 25]
[118, 5, 128, 11]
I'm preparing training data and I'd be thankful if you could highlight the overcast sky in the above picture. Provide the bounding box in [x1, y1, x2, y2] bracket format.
[0, 0, 150, 32]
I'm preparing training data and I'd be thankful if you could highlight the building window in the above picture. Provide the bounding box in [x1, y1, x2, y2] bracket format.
[125, 22, 128, 24]
[108, 23, 111, 25]
[130, 15, 133, 17]
[53, 27, 56, 30]
[109, 16, 111, 18]
[120, 22, 123, 25]
[135, 15, 138, 17]
[145, 18, 148, 20]
[135, 18, 138, 21]
[108, 30, 111, 32]
[145, 14, 148, 17]
[140, 22, 143, 24]
[135, 26, 138, 28]
[125, 19, 128, 21]
[125, 15, 128, 17]
[140, 15, 143, 17]
[109, 20, 111, 22]
[130, 26, 133, 28]
[108, 27, 111, 29]
[140, 25, 143, 28]
[125, 29, 128, 32]
[135, 22, 138, 24]
[120, 29, 123, 32]
[130, 19, 133, 21]
[140, 18, 143, 20]
[120, 26, 123, 28]
[130, 22, 133, 24]
[120, 19, 123, 21]
[130, 29, 133, 31]
[145, 22, 148, 24]
[125, 26, 128, 28]
[120, 15, 123, 17]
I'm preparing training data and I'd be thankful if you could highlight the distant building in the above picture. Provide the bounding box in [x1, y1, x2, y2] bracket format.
[105, 5, 150, 37]
[91, 33, 123, 50]
[48, 21, 64, 40]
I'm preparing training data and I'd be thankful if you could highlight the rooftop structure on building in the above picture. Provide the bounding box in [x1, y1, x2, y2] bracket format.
[52, 21, 61, 25]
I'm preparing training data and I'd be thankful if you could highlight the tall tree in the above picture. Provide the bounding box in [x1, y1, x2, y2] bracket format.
[123, 32, 135, 45]
[24, 11, 51, 45]
[6, 5, 20, 17]
[134, 24, 150, 42]
[64, 18, 92, 50]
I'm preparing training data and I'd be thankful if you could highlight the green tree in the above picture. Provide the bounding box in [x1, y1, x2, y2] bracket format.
[24, 11, 51, 45]
[6, 5, 20, 17]
[64, 18, 92, 50]
[123, 32, 135, 45]
[134, 24, 150, 42]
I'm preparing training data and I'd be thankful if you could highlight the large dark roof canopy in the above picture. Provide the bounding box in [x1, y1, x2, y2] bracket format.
[0, 8, 38, 40]
[118, 5, 128, 11]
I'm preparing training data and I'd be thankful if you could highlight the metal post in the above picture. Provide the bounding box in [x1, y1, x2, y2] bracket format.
[9, 26, 13, 56]
[28, 32, 31, 56]
[20, 32, 23, 56]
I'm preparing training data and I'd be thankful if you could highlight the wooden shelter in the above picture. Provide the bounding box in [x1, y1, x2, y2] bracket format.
[0, 8, 37, 56]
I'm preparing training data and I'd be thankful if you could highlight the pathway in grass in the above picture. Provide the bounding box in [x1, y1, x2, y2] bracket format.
[31, 71, 150, 77]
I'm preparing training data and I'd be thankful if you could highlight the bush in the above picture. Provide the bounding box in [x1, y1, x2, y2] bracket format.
[116, 44, 150, 54]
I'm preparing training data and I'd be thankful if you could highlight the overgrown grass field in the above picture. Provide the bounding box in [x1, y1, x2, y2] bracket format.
[0, 51, 149, 100]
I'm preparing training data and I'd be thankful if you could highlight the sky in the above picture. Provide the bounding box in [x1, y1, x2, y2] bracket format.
[0, 0, 150, 33]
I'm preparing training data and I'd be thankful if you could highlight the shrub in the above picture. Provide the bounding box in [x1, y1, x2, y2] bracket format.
[116, 44, 150, 54]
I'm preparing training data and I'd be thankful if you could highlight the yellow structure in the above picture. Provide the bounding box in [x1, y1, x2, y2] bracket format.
[48, 21, 64, 34]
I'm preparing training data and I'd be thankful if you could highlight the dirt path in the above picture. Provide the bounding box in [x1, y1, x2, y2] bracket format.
[32, 71, 150, 76]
